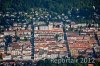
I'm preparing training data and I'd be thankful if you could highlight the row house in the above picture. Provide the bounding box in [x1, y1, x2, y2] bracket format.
[77, 23, 86, 27]
[0, 37, 3, 42]
[17, 30, 31, 36]
[4, 30, 15, 36]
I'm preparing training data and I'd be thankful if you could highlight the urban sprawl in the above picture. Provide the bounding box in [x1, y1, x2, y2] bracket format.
[0, 8, 100, 66]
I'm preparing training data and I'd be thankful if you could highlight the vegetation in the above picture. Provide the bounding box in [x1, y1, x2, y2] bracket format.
[0, 0, 100, 24]
[0, 0, 100, 12]
[0, 53, 2, 60]
[4, 35, 12, 54]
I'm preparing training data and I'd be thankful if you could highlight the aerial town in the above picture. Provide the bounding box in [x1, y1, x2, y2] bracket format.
[0, 8, 100, 66]
[0, 8, 100, 65]
[1, 0, 100, 65]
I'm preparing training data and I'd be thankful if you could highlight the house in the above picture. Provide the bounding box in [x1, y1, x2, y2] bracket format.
[39, 25, 49, 30]
[0, 37, 3, 42]
[4, 30, 15, 36]
[23, 56, 32, 60]
[3, 55, 12, 60]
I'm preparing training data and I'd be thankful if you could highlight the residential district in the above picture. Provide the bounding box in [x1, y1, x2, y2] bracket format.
[0, 9, 100, 66]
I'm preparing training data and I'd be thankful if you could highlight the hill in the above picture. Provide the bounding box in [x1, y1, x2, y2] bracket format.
[0, 0, 100, 13]
[0, 0, 100, 23]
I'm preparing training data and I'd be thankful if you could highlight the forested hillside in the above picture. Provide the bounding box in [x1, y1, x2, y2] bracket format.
[0, 0, 100, 23]
[0, 0, 100, 13]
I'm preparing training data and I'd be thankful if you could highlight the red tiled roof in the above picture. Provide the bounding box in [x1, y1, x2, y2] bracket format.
[11, 42, 21, 49]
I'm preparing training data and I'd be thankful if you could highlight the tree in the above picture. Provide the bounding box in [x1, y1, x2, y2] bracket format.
[4, 35, 12, 54]
[54, 34, 60, 42]
[94, 32, 100, 46]
[44, 59, 52, 66]
[36, 60, 45, 66]
[14, 35, 20, 42]
[0, 53, 2, 60]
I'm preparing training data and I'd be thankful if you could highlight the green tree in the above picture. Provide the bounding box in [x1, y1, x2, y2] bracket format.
[0, 53, 2, 60]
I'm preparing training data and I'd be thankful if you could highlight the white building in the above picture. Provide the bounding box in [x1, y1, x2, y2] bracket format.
[49, 23, 53, 30]
[3, 55, 12, 60]
[39, 26, 49, 30]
